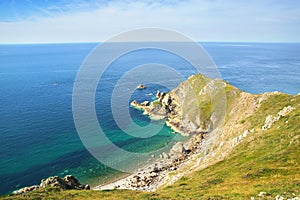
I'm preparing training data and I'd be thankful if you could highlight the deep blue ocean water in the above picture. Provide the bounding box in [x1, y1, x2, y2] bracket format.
[0, 42, 299, 194]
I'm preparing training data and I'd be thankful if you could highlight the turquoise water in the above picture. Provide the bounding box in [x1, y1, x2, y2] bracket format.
[0, 43, 299, 194]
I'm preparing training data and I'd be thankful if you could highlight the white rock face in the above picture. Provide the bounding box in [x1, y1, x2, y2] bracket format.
[278, 105, 296, 117]
[262, 115, 280, 130]
[258, 191, 267, 197]
[262, 105, 296, 130]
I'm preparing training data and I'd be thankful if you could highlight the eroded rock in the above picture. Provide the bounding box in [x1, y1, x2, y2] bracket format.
[262, 105, 296, 130]
[278, 105, 296, 117]
[262, 115, 280, 130]
[13, 175, 89, 195]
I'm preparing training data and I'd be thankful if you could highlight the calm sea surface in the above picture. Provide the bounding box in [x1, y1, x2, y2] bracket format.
[0, 42, 299, 194]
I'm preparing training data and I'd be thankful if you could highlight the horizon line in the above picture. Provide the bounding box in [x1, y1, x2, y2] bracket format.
[1, 41, 300, 45]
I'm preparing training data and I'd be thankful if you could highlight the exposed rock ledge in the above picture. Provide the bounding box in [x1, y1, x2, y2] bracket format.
[12, 175, 90, 195]
[262, 105, 296, 130]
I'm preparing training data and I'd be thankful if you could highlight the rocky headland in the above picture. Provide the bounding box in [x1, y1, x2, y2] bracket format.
[9, 73, 299, 199]
[96, 73, 299, 192]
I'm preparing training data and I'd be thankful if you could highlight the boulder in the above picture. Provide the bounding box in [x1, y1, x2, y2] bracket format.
[63, 175, 80, 189]
[170, 142, 186, 154]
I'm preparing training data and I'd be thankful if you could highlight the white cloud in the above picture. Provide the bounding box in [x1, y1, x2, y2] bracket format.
[1, 0, 300, 43]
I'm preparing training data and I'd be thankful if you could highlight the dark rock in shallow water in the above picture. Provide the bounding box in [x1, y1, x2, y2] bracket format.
[136, 84, 146, 89]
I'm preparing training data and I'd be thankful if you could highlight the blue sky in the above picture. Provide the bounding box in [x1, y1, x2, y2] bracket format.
[1, 0, 300, 43]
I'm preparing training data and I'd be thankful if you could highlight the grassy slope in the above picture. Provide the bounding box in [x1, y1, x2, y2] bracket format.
[2, 82, 299, 200]
[157, 93, 300, 199]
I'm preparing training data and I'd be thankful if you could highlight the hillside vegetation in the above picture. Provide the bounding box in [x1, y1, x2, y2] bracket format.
[2, 74, 299, 200]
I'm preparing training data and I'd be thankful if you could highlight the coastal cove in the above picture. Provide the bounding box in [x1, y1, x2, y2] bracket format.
[93, 74, 299, 193]
[0, 42, 300, 195]
[7, 73, 300, 199]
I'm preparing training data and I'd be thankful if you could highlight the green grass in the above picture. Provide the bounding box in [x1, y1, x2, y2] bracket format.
[152, 100, 162, 106]
[247, 93, 294, 128]
[154, 94, 299, 199]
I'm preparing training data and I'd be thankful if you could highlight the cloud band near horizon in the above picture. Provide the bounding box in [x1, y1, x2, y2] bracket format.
[1, 0, 300, 43]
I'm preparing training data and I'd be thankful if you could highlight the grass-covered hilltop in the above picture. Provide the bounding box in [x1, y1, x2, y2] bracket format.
[2, 74, 299, 200]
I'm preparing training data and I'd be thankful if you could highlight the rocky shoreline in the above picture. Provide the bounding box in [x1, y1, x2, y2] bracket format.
[11, 79, 210, 195]
[9, 75, 299, 198]
[94, 132, 205, 191]
[94, 85, 210, 191]
[12, 140, 206, 195]
[10, 75, 230, 195]
[11, 82, 210, 195]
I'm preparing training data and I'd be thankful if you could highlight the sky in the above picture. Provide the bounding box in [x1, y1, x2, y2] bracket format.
[0, 0, 300, 43]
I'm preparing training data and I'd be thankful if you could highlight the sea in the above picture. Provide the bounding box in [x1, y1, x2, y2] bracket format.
[0, 42, 299, 194]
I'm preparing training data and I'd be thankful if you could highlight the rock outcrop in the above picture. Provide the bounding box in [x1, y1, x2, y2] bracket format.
[170, 142, 186, 154]
[262, 115, 280, 130]
[95, 132, 204, 191]
[40, 175, 89, 190]
[136, 84, 146, 89]
[130, 100, 149, 109]
[131, 74, 229, 136]
[278, 105, 296, 117]
[13, 175, 89, 195]
[262, 105, 296, 130]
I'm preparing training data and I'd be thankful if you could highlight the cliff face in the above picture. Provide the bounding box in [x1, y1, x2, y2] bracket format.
[131, 73, 299, 193]
[166, 74, 235, 135]
[132, 74, 241, 136]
